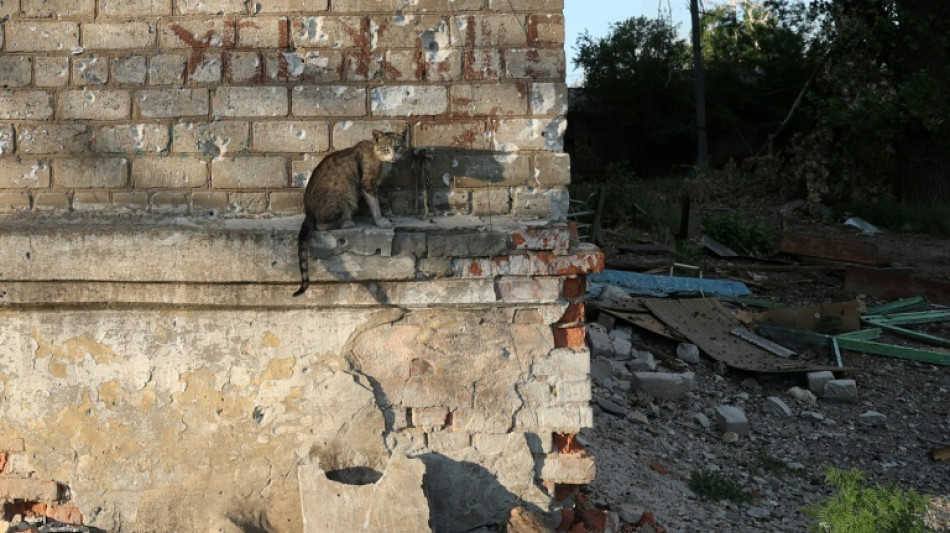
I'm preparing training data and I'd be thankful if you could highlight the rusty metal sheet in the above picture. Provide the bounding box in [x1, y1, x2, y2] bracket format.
[752, 300, 861, 334]
[779, 233, 889, 265]
[845, 265, 950, 305]
[641, 297, 841, 373]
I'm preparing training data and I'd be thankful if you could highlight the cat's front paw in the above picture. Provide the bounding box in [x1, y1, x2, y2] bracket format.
[375, 218, 393, 229]
[340, 219, 356, 229]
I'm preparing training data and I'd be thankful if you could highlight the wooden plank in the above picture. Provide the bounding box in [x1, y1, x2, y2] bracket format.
[642, 298, 841, 373]
[779, 233, 889, 265]
[932, 447, 950, 461]
[754, 300, 861, 334]
[845, 266, 950, 305]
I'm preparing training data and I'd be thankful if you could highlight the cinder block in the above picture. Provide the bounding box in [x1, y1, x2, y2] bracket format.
[18, 124, 92, 155]
[0, 159, 51, 189]
[178, 0, 246, 13]
[114, 56, 148, 85]
[147, 54, 188, 85]
[428, 431, 470, 452]
[252, 121, 330, 153]
[226, 52, 264, 83]
[807, 371, 836, 396]
[133, 158, 209, 188]
[0, 478, 61, 502]
[99, 0, 172, 16]
[237, 16, 289, 48]
[54, 158, 128, 189]
[533, 152, 570, 187]
[537, 453, 595, 484]
[450, 83, 528, 116]
[83, 22, 156, 49]
[211, 157, 287, 189]
[0, 90, 54, 120]
[136, 89, 210, 118]
[23, 0, 94, 17]
[229, 192, 269, 214]
[34, 57, 70, 88]
[268, 190, 303, 215]
[293, 85, 366, 117]
[150, 191, 190, 214]
[308, 227, 394, 258]
[96, 124, 170, 154]
[256, 0, 328, 13]
[823, 379, 859, 402]
[454, 14, 528, 47]
[505, 48, 565, 79]
[527, 14, 565, 45]
[631, 372, 695, 400]
[171, 120, 249, 155]
[0, 57, 33, 88]
[291, 15, 365, 48]
[713, 405, 749, 436]
[0, 192, 31, 214]
[213, 86, 289, 117]
[59, 90, 131, 121]
[370, 85, 448, 117]
[160, 19, 235, 49]
[5, 22, 80, 52]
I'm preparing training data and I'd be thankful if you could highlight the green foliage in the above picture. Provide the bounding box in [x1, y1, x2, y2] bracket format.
[688, 469, 754, 504]
[804, 467, 931, 533]
[701, 210, 776, 256]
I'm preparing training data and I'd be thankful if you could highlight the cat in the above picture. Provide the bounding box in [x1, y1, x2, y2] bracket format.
[293, 129, 407, 297]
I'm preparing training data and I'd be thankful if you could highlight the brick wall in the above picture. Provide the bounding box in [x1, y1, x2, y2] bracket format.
[0, 0, 568, 218]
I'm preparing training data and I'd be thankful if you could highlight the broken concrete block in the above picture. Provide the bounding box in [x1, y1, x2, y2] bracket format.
[807, 371, 836, 396]
[763, 396, 792, 417]
[299, 451, 432, 533]
[504, 506, 557, 533]
[823, 379, 858, 402]
[713, 405, 749, 436]
[595, 396, 629, 418]
[628, 350, 657, 372]
[595, 311, 616, 330]
[676, 343, 701, 364]
[631, 372, 695, 400]
[586, 323, 614, 358]
[693, 412, 711, 429]
[787, 386, 817, 404]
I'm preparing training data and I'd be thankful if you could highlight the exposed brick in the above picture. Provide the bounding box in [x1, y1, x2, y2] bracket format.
[96, 124, 170, 154]
[431, 153, 529, 188]
[291, 16, 367, 49]
[0, 192, 32, 213]
[0, 159, 51, 189]
[148, 54, 188, 85]
[268, 190, 302, 214]
[409, 406, 450, 429]
[0, 90, 54, 120]
[265, 51, 344, 83]
[0, 57, 33, 88]
[191, 55, 223, 83]
[133, 158, 209, 188]
[384, 49, 461, 83]
[291, 157, 321, 187]
[211, 156, 287, 188]
[462, 49, 504, 81]
[34, 57, 71, 88]
[213, 86, 288, 117]
[333, 0, 482, 11]
[160, 20, 236, 49]
[172, 120, 249, 155]
[226, 52, 263, 83]
[454, 14, 528, 47]
[561, 276, 586, 300]
[370, 85, 447, 117]
[54, 158, 128, 189]
[553, 433, 586, 454]
[150, 191, 190, 214]
[136, 88, 210, 118]
[292, 85, 366, 117]
[237, 17, 288, 48]
[112, 191, 149, 212]
[228, 191, 268, 213]
[191, 190, 228, 214]
[58, 90, 132, 121]
[18, 124, 93, 155]
[559, 302, 584, 324]
[533, 152, 570, 187]
[470, 188, 510, 216]
[5, 22, 80, 53]
[34, 192, 71, 212]
[22, 0, 94, 18]
[556, 381, 592, 403]
[492, 118, 566, 152]
[553, 325, 585, 348]
[458, 251, 605, 278]
[512, 187, 552, 217]
[73, 55, 111, 85]
[508, 226, 571, 251]
[72, 191, 113, 212]
[450, 83, 528, 116]
[428, 431, 470, 452]
[99, 0, 172, 16]
[0, 437, 25, 453]
[527, 14, 565, 45]
[538, 453, 596, 484]
[178, 0, 246, 14]
[530, 82, 568, 116]
[256, 0, 328, 12]
[83, 23, 157, 50]
[505, 48, 565, 79]
[42, 504, 83, 525]
[0, 478, 61, 502]
[251, 121, 329, 153]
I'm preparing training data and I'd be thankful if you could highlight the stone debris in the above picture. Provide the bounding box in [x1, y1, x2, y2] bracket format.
[806, 371, 836, 396]
[631, 372, 695, 400]
[787, 386, 817, 404]
[675, 343, 701, 364]
[858, 410, 887, 426]
[823, 379, 859, 402]
[502, 506, 556, 533]
[763, 396, 793, 417]
[713, 405, 750, 436]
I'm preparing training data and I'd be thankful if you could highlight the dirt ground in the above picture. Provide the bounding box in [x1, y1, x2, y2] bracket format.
[582, 200, 950, 532]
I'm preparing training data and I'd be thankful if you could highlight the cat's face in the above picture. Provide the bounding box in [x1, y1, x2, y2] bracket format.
[372, 130, 407, 162]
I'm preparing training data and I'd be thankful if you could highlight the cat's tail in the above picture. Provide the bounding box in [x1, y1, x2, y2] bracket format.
[293, 216, 314, 297]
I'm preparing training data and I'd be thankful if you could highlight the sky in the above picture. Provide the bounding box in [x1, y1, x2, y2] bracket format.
[564, 0, 690, 85]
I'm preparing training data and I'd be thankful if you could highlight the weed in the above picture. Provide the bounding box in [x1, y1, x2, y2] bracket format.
[688, 469, 754, 504]
[701, 210, 776, 256]
[757, 452, 785, 473]
[804, 467, 931, 533]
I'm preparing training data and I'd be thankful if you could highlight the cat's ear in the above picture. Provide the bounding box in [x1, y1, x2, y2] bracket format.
[372, 130, 384, 141]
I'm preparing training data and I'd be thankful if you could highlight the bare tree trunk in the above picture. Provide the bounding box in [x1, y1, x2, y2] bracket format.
[690, 0, 709, 172]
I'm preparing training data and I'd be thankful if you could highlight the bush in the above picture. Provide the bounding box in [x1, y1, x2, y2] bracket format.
[804, 467, 931, 533]
[701, 210, 776, 256]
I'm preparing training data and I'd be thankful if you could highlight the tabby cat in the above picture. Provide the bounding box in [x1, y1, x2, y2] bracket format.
[293, 129, 407, 297]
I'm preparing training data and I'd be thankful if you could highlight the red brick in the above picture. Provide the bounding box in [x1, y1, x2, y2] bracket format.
[568, 523, 587, 533]
[46, 504, 83, 524]
[557, 508, 575, 531]
[554, 482, 580, 502]
[649, 459, 670, 475]
[553, 433, 585, 454]
[562, 276, 586, 299]
[581, 509, 606, 531]
[553, 325, 585, 348]
[559, 302, 584, 325]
